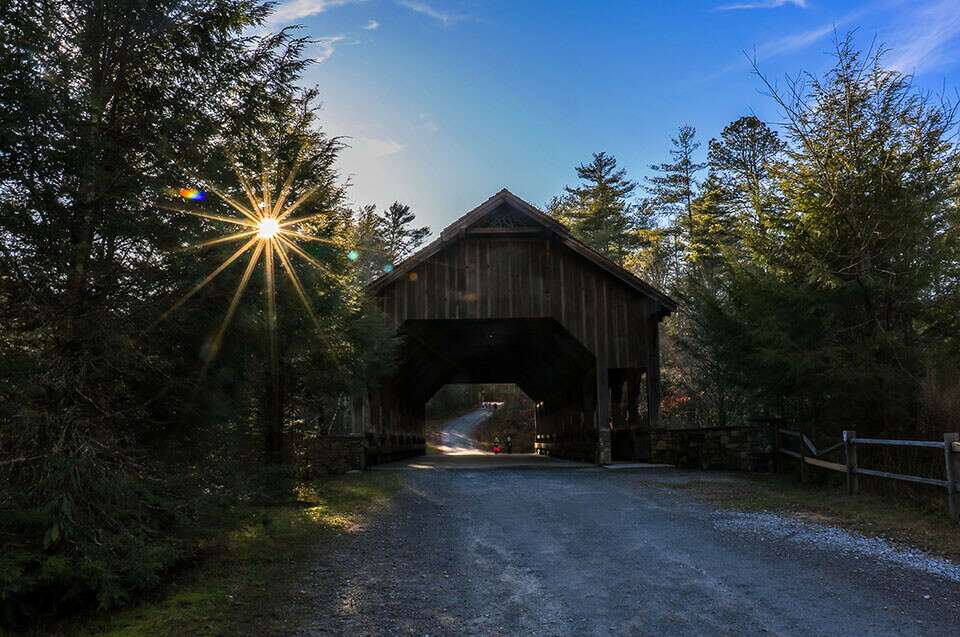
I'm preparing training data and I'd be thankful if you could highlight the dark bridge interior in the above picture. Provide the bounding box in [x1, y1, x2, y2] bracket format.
[397, 319, 595, 411]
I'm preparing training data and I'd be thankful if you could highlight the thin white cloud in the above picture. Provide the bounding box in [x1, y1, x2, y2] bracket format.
[353, 137, 406, 157]
[757, 22, 837, 57]
[717, 0, 807, 10]
[417, 112, 439, 133]
[887, 0, 960, 74]
[707, 5, 869, 79]
[753, 4, 872, 59]
[266, 0, 361, 26]
[314, 35, 346, 63]
[362, 19, 380, 30]
[398, 0, 466, 26]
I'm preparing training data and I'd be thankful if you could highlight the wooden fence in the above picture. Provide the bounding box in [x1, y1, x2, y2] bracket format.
[776, 429, 960, 523]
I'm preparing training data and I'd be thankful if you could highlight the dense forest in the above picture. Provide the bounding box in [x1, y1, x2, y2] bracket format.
[0, 0, 428, 624]
[1, 0, 959, 628]
[550, 37, 960, 443]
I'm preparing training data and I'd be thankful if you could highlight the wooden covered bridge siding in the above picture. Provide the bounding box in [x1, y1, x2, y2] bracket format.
[361, 190, 675, 464]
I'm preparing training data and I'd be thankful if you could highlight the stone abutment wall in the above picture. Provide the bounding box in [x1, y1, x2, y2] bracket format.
[647, 426, 774, 472]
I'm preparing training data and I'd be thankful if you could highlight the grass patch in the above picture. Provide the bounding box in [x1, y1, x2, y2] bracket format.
[44, 473, 398, 637]
[658, 473, 960, 562]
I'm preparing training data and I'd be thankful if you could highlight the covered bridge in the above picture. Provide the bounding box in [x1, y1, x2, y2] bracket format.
[354, 189, 676, 464]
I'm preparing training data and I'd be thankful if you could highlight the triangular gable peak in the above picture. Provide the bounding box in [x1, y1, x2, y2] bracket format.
[367, 189, 676, 315]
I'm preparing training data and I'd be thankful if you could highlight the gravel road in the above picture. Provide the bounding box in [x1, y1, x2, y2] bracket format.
[289, 419, 960, 636]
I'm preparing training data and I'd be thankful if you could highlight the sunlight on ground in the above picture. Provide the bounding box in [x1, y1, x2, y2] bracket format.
[432, 446, 489, 456]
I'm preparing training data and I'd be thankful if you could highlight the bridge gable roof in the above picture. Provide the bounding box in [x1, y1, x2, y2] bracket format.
[367, 189, 677, 314]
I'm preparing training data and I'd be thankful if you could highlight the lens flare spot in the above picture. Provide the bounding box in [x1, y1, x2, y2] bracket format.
[383, 263, 394, 273]
[347, 250, 360, 262]
[407, 271, 418, 282]
[258, 217, 279, 239]
[179, 187, 206, 201]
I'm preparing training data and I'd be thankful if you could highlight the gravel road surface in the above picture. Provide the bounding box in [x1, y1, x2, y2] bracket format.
[289, 418, 960, 636]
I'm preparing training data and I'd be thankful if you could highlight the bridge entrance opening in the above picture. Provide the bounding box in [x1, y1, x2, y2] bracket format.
[426, 383, 534, 455]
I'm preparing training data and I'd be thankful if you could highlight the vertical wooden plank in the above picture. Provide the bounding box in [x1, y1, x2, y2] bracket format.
[431, 256, 441, 319]
[476, 242, 482, 319]
[577, 258, 586, 348]
[429, 260, 437, 319]
[620, 293, 640, 368]
[630, 296, 642, 368]
[473, 240, 481, 319]
[419, 263, 426, 319]
[483, 242, 491, 318]
[443, 247, 451, 319]
[602, 278, 610, 366]
[559, 251, 567, 327]
[537, 240, 545, 317]
[492, 241, 503, 317]
[456, 242, 466, 319]
[512, 242, 523, 317]
[587, 270, 598, 357]
[546, 240, 558, 320]
[615, 288, 622, 368]
[507, 241, 515, 317]
[526, 241, 534, 317]
[517, 242, 528, 317]
[521, 242, 529, 317]
[464, 239, 473, 319]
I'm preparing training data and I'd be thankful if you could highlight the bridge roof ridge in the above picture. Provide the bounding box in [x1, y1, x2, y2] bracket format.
[366, 190, 677, 314]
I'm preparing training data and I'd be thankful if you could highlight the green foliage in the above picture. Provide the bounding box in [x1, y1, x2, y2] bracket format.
[63, 474, 398, 637]
[0, 1, 400, 627]
[647, 126, 707, 237]
[662, 36, 960, 435]
[348, 200, 430, 284]
[549, 152, 650, 265]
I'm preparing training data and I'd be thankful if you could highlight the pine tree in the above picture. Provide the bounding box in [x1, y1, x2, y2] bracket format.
[706, 116, 785, 265]
[379, 201, 430, 262]
[646, 126, 706, 230]
[556, 152, 645, 265]
[0, 0, 394, 616]
[350, 203, 390, 283]
[645, 126, 706, 282]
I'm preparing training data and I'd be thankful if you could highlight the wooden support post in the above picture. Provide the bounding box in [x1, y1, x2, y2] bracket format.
[645, 320, 661, 429]
[945, 432, 960, 523]
[844, 430, 859, 496]
[596, 366, 611, 465]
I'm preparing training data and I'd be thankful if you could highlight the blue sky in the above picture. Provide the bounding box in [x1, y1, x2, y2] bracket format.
[263, 0, 960, 235]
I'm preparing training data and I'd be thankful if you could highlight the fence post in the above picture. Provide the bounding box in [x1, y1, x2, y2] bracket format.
[798, 432, 807, 483]
[945, 433, 959, 523]
[843, 430, 859, 496]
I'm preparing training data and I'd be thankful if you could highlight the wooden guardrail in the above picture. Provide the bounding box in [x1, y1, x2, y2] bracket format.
[776, 429, 960, 523]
